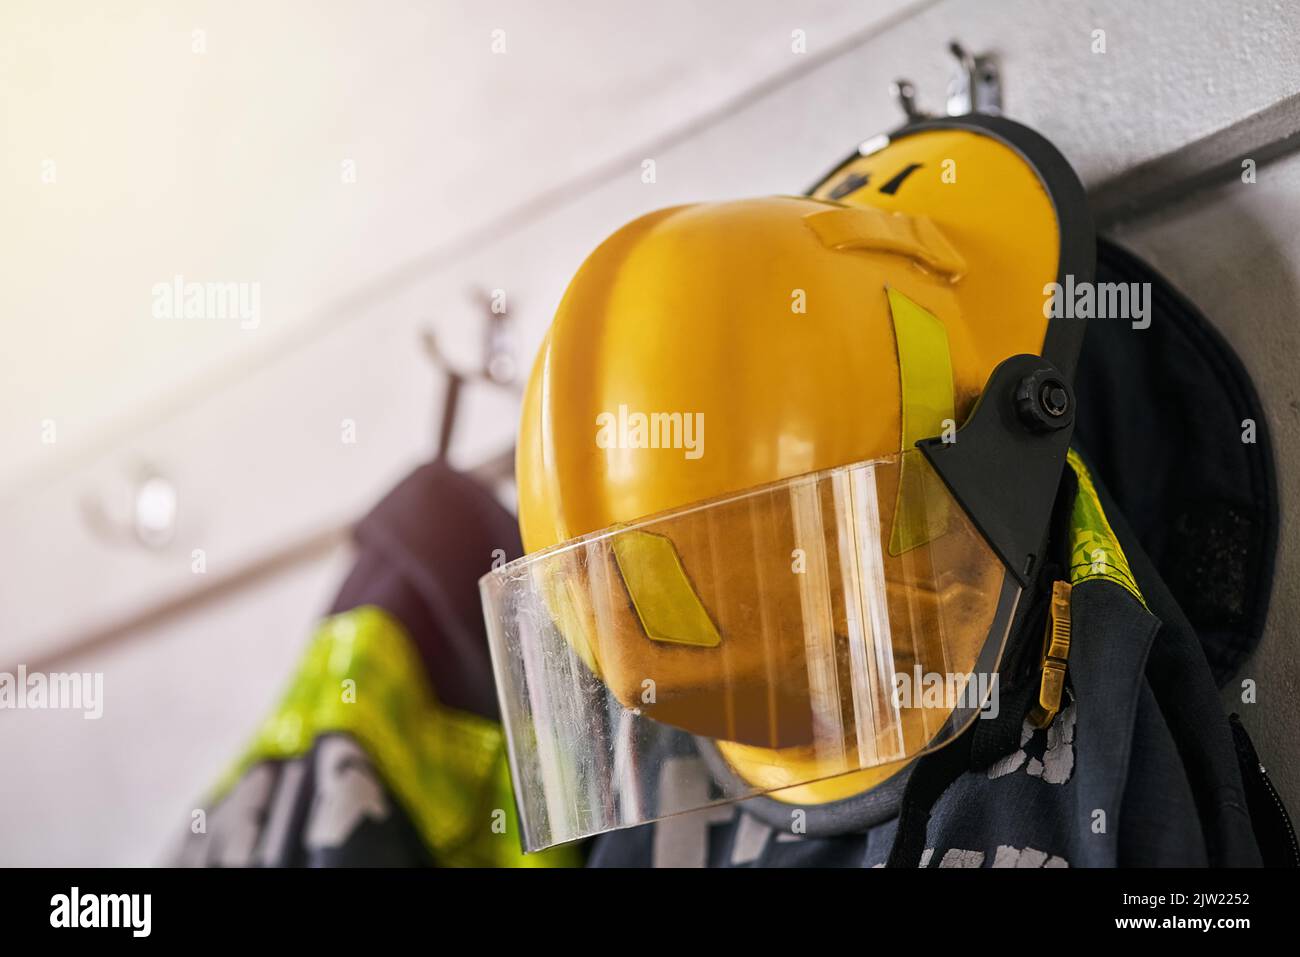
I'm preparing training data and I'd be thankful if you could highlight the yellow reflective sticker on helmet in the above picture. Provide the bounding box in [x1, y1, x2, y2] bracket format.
[887, 287, 956, 555]
[612, 531, 722, 647]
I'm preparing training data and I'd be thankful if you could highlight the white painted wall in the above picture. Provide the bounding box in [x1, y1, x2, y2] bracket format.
[0, 0, 1295, 864]
[0, 545, 353, 866]
[0, 0, 920, 492]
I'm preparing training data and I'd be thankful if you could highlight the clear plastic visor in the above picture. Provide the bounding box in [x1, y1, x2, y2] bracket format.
[480, 450, 1019, 851]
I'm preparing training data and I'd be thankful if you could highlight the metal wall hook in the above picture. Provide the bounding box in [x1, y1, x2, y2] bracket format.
[946, 41, 1002, 117]
[472, 289, 519, 387]
[81, 463, 178, 550]
[890, 79, 931, 123]
[892, 39, 1002, 123]
[422, 288, 521, 461]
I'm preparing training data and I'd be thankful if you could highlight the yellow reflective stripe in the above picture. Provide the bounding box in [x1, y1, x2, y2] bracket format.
[212, 606, 581, 867]
[887, 287, 956, 555]
[613, 530, 722, 647]
[1065, 449, 1147, 607]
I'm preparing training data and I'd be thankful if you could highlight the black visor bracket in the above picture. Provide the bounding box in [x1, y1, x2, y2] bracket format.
[918, 354, 1075, 587]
